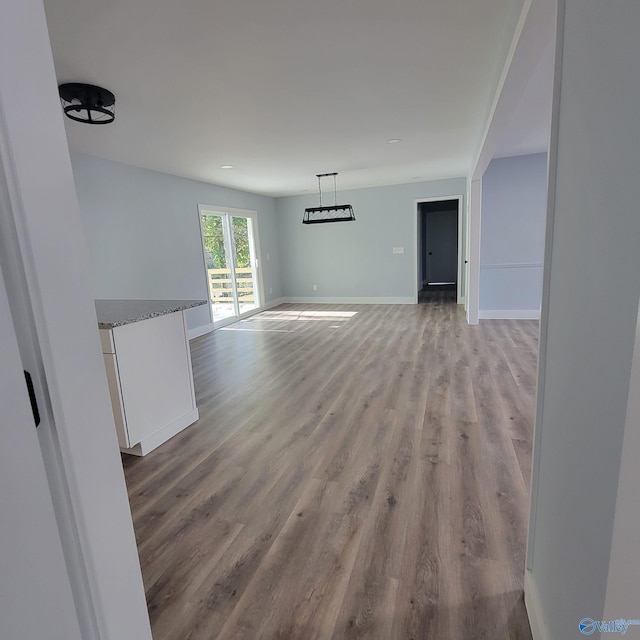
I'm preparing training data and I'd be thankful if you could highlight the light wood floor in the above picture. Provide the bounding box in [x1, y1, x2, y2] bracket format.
[123, 299, 538, 640]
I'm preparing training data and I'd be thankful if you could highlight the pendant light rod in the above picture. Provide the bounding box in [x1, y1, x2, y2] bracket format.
[315, 172, 338, 208]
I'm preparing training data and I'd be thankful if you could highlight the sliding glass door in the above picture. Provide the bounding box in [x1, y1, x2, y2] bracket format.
[199, 206, 262, 325]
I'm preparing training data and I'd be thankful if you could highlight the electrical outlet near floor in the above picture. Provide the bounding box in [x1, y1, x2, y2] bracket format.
[312, 284, 318, 291]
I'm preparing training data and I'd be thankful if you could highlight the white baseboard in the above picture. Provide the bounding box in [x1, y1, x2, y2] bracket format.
[263, 297, 288, 310]
[187, 322, 214, 340]
[524, 570, 550, 640]
[121, 407, 199, 457]
[479, 309, 541, 320]
[280, 296, 415, 305]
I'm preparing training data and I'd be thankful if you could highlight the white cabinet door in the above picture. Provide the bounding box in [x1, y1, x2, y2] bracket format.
[113, 311, 194, 446]
[0, 264, 81, 640]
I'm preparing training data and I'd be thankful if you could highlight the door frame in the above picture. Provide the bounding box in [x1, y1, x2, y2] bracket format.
[0, 1, 152, 636]
[0, 175, 83, 640]
[198, 204, 265, 328]
[413, 195, 464, 305]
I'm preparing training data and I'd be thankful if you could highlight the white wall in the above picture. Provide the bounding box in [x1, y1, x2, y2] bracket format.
[480, 152, 547, 316]
[526, 1, 640, 638]
[71, 153, 283, 330]
[275, 178, 466, 302]
[0, 0, 152, 637]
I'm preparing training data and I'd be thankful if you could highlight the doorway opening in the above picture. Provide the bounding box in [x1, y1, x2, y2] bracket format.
[198, 205, 264, 327]
[415, 197, 463, 304]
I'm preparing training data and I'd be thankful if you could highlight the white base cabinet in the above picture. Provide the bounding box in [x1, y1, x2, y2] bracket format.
[100, 310, 198, 456]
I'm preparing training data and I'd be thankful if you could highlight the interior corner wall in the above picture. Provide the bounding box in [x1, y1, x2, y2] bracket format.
[70, 152, 282, 330]
[526, 1, 640, 638]
[480, 152, 547, 316]
[275, 178, 466, 302]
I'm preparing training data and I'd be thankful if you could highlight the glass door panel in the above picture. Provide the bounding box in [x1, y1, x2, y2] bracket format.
[201, 214, 236, 323]
[230, 216, 258, 314]
[200, 208, 262, 325]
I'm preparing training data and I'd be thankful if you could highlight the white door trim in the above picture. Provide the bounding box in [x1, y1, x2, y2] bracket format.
[465, 180, 482, 325]
[525, 0, 565, 575]
[197, 207, 215, 325]
[413, 195, 464, 305]
[0, 117, 99, 637]
[0, 206, 83, 640]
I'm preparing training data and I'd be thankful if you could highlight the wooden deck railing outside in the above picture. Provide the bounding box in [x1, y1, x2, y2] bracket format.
[208, 267, 255, 303]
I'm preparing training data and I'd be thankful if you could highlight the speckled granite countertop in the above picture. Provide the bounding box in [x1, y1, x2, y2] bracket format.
[95, 299, 208, 329]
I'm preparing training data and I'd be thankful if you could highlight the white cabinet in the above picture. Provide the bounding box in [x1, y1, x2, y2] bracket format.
[100, 310, 198, 456]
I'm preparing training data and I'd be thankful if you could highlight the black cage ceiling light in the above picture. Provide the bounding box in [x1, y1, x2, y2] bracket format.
[58, 83, 115, 124]
[303, 173, 355, 224]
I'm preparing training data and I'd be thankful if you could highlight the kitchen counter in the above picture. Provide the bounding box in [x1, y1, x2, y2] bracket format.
[97, 299, 206, 456]
[95, 298, 207, 329]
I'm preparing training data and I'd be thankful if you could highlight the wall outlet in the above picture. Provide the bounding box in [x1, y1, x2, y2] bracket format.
[269, 287, 273, 294]
[393, 246, 405, 254]
[312, 284, 318, 291]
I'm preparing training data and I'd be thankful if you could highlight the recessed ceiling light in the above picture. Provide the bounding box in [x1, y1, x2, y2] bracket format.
[220, 164, 234, 169]
[387, 138, 401, 144]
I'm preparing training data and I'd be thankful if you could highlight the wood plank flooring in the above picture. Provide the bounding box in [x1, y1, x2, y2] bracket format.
[122, 300, 538, 639]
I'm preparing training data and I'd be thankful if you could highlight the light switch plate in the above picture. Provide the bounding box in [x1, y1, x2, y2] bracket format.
[392, 247, 405, 254]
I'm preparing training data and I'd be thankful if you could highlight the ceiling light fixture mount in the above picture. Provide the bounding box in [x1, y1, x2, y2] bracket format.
[387, 138, 401, 144]
[303, 173, 355, 225]
[220, 164, 234, 169]
[58, 83, 115, 125]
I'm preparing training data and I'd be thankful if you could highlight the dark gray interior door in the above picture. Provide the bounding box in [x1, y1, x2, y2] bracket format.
[425, 208, 458, 284]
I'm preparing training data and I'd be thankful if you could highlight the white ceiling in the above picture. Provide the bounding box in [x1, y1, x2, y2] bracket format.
[43, 0, 551, 197]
